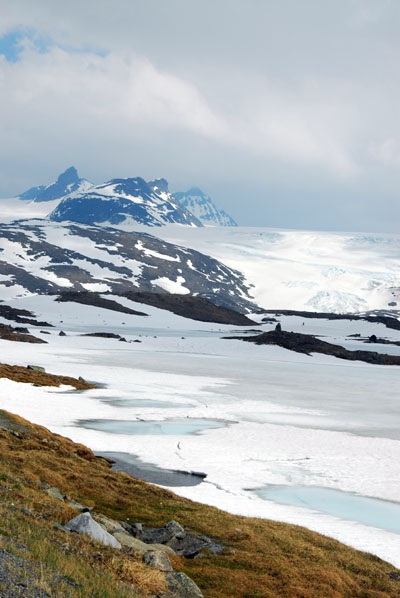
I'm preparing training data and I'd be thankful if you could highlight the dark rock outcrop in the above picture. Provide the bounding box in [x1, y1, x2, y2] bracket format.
[56, 291, 148, 316]
[227, 329, 400, 366]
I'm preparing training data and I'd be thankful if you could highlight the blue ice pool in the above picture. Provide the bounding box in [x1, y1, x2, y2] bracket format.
[252, 485, 400, 534]
[78, 418, 228, 435]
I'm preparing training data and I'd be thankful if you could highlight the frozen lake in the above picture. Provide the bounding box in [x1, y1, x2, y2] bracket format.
[1, 294, 400, 567]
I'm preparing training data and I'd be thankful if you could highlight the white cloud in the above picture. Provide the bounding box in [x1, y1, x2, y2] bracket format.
[369, 138, 400, 167]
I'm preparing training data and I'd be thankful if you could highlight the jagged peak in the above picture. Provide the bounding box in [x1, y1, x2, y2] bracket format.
[56, 166, 79, 185]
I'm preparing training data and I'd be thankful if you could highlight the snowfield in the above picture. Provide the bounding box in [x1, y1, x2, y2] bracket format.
[147, 225, 400, 313]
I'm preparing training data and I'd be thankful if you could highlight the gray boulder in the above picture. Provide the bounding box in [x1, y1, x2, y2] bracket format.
[139, 520, 185, 544]
[165, 572, 203, 598]
[112, 531, 150, 554]
[143, 549, 173, 572]
[27, 365, 46, 372]
[64, 512, 121, 549]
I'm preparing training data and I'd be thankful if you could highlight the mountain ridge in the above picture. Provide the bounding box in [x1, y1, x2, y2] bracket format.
[173, 187, 237, 227]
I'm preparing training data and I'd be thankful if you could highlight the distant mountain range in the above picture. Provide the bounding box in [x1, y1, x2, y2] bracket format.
[16, 167, 237, 228]
[173, 188, 237, 227]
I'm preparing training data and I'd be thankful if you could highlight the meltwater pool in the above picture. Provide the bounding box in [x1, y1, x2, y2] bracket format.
[252, 485, 400, 534]
[78, 417, 229, 435]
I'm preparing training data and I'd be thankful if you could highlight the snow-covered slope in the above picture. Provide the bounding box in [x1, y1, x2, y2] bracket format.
[0, 219, 255, 312]
[173, 187, 237, 226]
[50, 177, 202, 228]
[19, 166, 92, 203]
[149, 226, 400, 314]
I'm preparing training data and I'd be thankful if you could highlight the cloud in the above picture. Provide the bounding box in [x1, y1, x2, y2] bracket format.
[369, 138, 400, 167]
[0, 0, 399, 232]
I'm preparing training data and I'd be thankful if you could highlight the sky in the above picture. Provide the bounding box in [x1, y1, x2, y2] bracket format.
[0, 0, 399, 232]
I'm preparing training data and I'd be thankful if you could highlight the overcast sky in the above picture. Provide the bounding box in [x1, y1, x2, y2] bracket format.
[0, 0, 399, 232]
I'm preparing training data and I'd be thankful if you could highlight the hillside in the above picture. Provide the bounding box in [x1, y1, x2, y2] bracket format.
[0, 402, 399, 598]
[0, 220, 257, 313]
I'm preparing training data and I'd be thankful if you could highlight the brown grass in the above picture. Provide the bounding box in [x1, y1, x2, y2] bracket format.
[0, 409, 398, 598]
[0, 363, 96, 390]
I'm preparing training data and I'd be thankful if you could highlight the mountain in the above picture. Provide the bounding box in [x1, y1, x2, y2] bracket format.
[50, 177, 203, 228]
[173, 187, 237, 226]
[18, 166, 92, 203]
[0, 220, 257, 313]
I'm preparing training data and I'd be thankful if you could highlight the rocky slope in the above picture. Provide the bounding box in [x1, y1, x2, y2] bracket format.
[173, 188, 237, 226]
[0, 220, 257, 313]
[0, 407, 398, 598]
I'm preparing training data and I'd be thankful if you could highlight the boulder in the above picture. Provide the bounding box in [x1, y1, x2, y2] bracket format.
[166, 533, 216, 558]
[67, 499, 92, 512]
[64, 512, 121, 549]
[112, 531, 151, 554]
[143, 549, 173, 572]
[164, 572, 203, 598]
[139, 520, 185, 544]
[95, 514, 125, 534]
[27, 365, 46, 372]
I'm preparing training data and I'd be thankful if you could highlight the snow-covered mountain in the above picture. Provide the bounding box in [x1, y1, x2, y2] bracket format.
[18, 166, 92, 202]
[0, 220, 256, 313]
[50, 177, 203, 228]
[173, 187, 237, 226]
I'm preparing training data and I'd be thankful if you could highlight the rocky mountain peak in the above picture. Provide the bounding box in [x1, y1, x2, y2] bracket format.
[56, 166, 79, 185]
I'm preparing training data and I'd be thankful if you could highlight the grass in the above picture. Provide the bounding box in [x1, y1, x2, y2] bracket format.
[0, 408, 399, 598]
[0, 362, 96, 390]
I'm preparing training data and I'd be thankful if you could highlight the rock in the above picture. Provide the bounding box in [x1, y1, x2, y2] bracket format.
[143, 549, 173, 572]
[275, 322, 282, 332]
[112, 531, 150, 554]
[27, 365, 46, 373]
[59, 331, 66, 336]
[64, 512, 121, 549]
[95, 514, 125, 534]
[150, 543, 176, 555]
[166, 532, 217, 558]
[165, 572, 203, 598]
[140, 520, 185, 544]
[67, 499, 92, 512]
[45, 487, 64, 502]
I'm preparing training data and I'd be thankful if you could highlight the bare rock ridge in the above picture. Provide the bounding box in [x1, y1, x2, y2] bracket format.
[227, 328, 400, 365]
